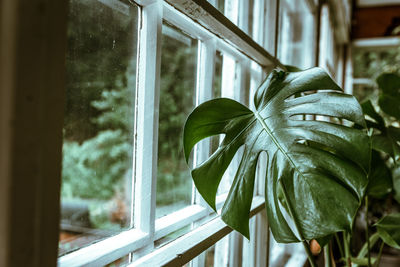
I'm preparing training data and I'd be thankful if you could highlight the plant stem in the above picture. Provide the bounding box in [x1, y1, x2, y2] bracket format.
[343, 231, 352, 267]
[353, 233, 380, 267]
[356, 232, 380, 259]
[374, 241, 384, 267]
[335, 232, 345, 260]
[365, 196, 371, 267]
[279, 179, 317, 267]
[324, 242, 332, 267]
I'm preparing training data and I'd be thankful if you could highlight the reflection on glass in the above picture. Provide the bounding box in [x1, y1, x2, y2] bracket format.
[156, 24, 198, 218]
[278, 0, 314, 69]
[59, 0, 138, 256]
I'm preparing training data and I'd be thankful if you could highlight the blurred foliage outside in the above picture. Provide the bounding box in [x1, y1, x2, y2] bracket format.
[353, 46, 400, 104]
[62, 0, 197, 231]
[156, 27, 197, 216]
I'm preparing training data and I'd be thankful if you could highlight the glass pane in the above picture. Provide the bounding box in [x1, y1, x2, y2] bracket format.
[278, 0, 315, 69]
[208, 0, 225, 14]
[156, 24, 198, 218]
[60, 0, 138, 256]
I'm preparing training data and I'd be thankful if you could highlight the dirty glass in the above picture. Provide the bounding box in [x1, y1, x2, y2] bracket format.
[59, 0, 138, 256]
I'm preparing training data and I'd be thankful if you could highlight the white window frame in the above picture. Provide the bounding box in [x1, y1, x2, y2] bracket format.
[1, 0, 350, 266]
[58, 0, 283, 265]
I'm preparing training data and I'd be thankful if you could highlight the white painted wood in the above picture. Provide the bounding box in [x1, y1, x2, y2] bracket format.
[216, 39, 248, 62]
[190, 38, 217, 267]
[255, 210, 269, 267]
[242, 216, 257, 267]
[134, 1, 162, 237]
[229, 232, 243, 267]
[353, 78, 375, 86]
[344, 45, 354, 95]
[58, 229, 149, 267]
[154, 205, 207, 240]
[0, 0, 349, 266]
[214, 234, 230, 267]
[163, 3, 214, 41]
[129, 196, 265, 267]
[193, 38, 216, 207]
[164, 0, 284, 69]
[352, 37, 400, 49]
[133, 0, 158, 6]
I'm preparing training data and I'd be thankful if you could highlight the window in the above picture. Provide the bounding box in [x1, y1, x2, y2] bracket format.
[1, 0, 354, 266]
[54, 0, 340, 266]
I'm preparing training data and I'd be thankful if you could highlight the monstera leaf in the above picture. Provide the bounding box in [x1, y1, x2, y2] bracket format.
[183, 68, 370, 242]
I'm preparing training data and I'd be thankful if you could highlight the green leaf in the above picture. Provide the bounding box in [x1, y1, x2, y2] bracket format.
[378, 94, 400, 121]
[183, 68, 370, 241]
[361, 100, 385, 129]
[362, 100, 400, 162]
[376, 73, 400, 96]
[376, 73, 400, 120]
[316, 234, 332, 248]
[367, 151, 392, 198]
[375, 213, 400, 249]
[351, 257, 377, 266]
[284, 65, 303, 72]
[393, 166, 400, 204]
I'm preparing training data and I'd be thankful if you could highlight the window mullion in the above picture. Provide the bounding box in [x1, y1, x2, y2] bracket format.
[190, 38, 216, 267]
[193, 38, 216, 207]
[133, 0, 163, 257]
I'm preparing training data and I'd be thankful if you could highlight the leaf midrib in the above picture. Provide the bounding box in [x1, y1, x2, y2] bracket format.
[254, 111, 307, 182]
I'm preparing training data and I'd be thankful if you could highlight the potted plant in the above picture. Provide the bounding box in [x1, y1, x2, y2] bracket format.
[183, 67, 400, 266]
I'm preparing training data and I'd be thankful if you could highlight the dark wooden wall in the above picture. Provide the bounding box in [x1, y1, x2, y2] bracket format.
[352, 5, 400, 39]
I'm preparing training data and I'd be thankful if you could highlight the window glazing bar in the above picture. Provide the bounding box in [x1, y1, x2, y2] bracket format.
[352, 37, 400, 49]
[164, 0, 285, 70]
[58, 229, 149, 267]
[129, 196, 265, 267]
